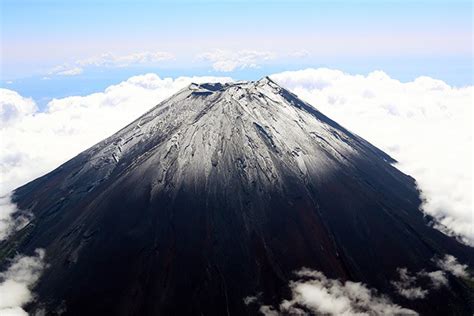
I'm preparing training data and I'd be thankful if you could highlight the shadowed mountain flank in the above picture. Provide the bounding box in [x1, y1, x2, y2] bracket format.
[1, 77, 473, 315]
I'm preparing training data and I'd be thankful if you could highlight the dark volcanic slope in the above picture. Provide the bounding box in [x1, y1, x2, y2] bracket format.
[1, 77, 473, 315]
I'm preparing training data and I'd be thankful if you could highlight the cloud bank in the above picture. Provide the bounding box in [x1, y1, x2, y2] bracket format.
[271, 68, 473, 244]
[252, 268, 417, 316]
[0, 249, 46, 316]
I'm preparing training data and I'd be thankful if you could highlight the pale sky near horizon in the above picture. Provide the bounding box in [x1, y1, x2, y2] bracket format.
[0, 0, 472, 105]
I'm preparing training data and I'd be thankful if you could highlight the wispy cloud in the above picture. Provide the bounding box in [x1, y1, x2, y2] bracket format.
[0, 194, 33, 241]
[76, 51, 174, 68]
[434, 254, 470, 278]
[288, 49, 310, 58]
[198, 49, 276, 72]
[48, 51, 175, 76]
[52, 67, 84, 76]
[48, 65, 81, 76]
[392, 268, 432, 300]
[248, 268, 417, 316]
[391, 254, 470, 300]
[248, 254, 470, 315]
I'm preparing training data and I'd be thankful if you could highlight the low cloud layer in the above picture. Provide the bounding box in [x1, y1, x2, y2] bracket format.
[198, 49, 276, 72]
[251, 268, 417, 316]
[48, 51, 175, 76]
[271, 68, 473, 244]
[0, 69, 472, 244]
[0, 249, 46, 315]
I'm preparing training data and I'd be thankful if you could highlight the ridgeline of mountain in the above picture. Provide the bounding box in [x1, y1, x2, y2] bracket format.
[1, 77, 473, 315]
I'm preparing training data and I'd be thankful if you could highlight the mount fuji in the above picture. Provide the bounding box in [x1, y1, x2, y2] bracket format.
[1, 77, 472, 315]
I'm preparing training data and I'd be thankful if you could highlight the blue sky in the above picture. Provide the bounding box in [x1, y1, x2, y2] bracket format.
[1, 0, 472, 107]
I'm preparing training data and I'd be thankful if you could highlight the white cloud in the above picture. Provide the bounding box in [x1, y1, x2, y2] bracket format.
[55, 67, 83, 76]
[391, 268, 430, 300]
[48, 65, 83, 77]
[258, 305, 279, 316]
[391, 254, 469, 300]
[0, 194, 32, 241]
[0, 89, 37, 127]
[243, 295, 259, 305]
[288, 49, 310, 58]
[418, 270, 449, 289]
[271, 68, 473, 245]
[198, 49, 276, 72]
[251, 256, 468, 315]
[434, 254, 470, 278]
[0, 249, 46, 315]
[0, 195, 18, 241]
[48, 51, 174, 76]
[255, 268, 417, 316]
[0, 74, 231, 196]
[0, 307, 28, 316]
[76, 51, 174, 68]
